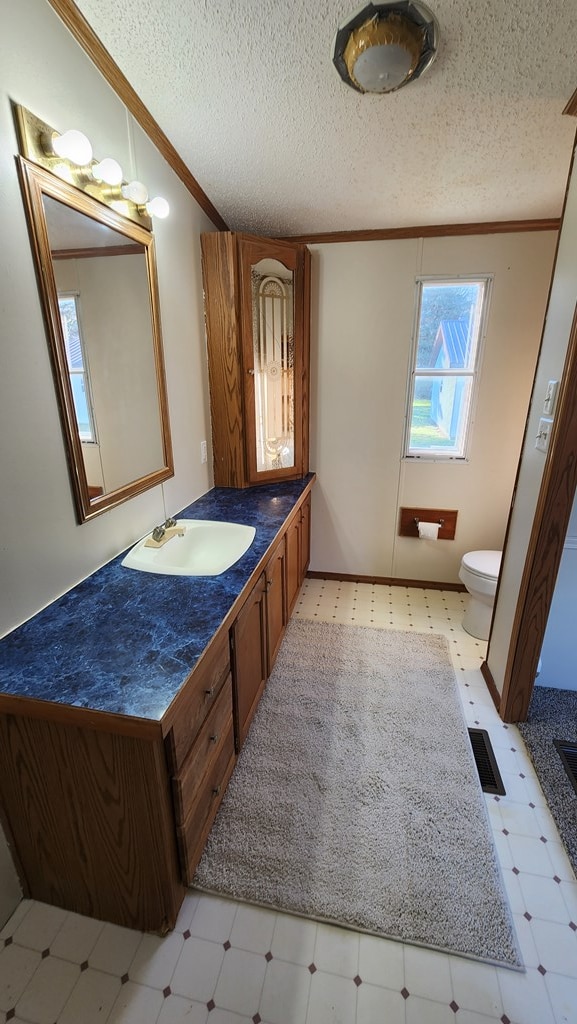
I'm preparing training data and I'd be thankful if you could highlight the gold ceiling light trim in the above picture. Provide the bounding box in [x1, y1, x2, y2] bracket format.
[333, 1, 439, 95]
[343, 14, 423, 93]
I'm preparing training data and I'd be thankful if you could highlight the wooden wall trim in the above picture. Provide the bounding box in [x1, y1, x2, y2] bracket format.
[500, 302, 577, 723]
[281, 219, 560, 246]
[46, 0, 228, 231]
[306, 570, 466, 592]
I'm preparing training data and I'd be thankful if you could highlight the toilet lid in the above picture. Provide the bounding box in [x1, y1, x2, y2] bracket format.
[462, 550, 502, 579]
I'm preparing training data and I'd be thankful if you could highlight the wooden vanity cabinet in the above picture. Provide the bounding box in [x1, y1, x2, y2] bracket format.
[0, 484, 314, 930]
[201, 231, 311, 488]
[164, 628, 236, 885]
[265, 535, 287, 674]
[231, 573, 268, 750]
[287, 493, 312, 614]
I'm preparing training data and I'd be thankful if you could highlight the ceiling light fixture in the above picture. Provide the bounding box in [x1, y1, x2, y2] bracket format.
[333, 0, 439, 94]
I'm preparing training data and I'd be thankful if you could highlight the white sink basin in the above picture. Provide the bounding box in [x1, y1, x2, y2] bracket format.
[121, 520, 256, 577]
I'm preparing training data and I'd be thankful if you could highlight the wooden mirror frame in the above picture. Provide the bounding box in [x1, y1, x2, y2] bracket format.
[17, 156, 174, 523]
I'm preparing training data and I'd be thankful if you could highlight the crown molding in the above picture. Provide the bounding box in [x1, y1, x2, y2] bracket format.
[280, 218, 561, 245]
[46, 0, 228, 230]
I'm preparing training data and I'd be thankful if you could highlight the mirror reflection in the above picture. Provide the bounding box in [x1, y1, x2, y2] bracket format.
[18, 158, 173, 521]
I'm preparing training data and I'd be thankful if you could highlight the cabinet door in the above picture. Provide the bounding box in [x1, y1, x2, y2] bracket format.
[299, 494, 311, 582]
[231, 573, 267, 750]
[286, 513, 301, 616]
[265, 537, 287, 674]
[239, 238, 305, 485]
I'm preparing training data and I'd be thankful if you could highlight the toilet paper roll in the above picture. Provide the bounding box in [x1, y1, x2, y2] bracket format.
[417, 521, 440, 540]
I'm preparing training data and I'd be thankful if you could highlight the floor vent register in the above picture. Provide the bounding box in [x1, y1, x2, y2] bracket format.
[554, 740, 577, 796]
[468, 728, 506, 795]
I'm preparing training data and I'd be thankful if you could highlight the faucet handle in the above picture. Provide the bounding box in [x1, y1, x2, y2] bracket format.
[164, 517, 177, 528]
[152, 525, 166, 542]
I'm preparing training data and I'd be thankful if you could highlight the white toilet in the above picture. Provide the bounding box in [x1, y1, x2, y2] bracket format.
[458, 550, 502, 640]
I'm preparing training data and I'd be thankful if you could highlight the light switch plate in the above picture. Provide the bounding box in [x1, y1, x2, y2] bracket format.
[543, 380, 559, 416]
[200, 440, 208, 464]
[535, 417, 553, 453]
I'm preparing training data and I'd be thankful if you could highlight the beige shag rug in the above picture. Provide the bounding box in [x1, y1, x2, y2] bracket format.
[194, 620, 521, 967]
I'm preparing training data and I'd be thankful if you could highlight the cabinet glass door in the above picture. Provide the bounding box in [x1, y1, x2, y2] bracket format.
[250, 257, 296, 474]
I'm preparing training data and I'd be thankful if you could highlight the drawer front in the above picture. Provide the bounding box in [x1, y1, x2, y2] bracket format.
[172, 678, 233, 822]
[176, 726, 235, 884]
[166, 629, 231, 772]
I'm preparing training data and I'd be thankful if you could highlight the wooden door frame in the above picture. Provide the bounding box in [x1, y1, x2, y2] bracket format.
[498, 303, 577, 721]
[487, 105, 577, 723]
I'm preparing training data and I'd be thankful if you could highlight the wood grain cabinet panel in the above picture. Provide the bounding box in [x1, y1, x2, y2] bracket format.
[286, 494, 311, 615]
[171, 678, 234, 822]
[265, 536, 287, 675]
[231, 573, 268, 750]
[176, 727, 236, 884]
[0, 713, 183, 933]
[202, 231, 311, 488]
[286, 512, 301, 616]
[165, 629, 231, 773]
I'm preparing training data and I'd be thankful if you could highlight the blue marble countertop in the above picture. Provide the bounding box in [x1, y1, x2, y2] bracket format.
[0, 477, 314, 722]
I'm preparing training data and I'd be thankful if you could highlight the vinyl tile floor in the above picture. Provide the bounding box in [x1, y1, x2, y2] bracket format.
[1, 580, 576, 1024]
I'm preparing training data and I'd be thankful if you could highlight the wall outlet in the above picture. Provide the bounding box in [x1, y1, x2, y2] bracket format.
[535, 417, 553, 454]
[200, 440, 207, 464]
[543, 380, 559, 416]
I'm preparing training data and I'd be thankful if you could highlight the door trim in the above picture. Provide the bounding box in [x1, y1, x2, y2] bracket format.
[499, 303, 577, 721]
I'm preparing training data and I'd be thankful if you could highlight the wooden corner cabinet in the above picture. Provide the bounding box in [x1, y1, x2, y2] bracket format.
[201, 232, 311, 488]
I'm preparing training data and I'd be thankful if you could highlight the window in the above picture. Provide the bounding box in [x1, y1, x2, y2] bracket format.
[58, 293, 97, 443]
[404, 277, 491, 459]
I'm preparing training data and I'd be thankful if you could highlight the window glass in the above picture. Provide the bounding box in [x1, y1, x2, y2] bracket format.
[406, 279, 490, 459]
[58, 294, 96, 443]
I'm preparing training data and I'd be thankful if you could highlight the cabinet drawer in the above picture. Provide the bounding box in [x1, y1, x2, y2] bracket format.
[172, 678, 233, 823]
[165, 629, 231, 773]
[176, 726, 236, 884]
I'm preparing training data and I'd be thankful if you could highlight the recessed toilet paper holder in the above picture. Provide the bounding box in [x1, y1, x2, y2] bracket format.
[399, 507, 458, 540]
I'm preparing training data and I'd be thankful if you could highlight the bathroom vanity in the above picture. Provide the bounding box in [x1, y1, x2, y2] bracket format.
[0, 477, 313, 933]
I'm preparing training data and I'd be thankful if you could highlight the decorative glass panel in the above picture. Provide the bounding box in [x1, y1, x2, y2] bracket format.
[251, 259, 295, 473]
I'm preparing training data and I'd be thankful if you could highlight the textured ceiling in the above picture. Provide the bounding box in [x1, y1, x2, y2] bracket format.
[70, 0, 577, 235]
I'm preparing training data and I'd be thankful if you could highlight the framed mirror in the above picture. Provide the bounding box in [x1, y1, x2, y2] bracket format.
[17, 156, 173, 522]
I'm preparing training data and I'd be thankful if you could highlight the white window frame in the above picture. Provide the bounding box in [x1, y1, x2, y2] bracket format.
[403, 275, 493, 461]
[58, 292, 98, 445]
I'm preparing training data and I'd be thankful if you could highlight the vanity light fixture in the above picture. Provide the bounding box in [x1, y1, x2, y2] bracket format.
[333, 0, 439, 94]
[146, 196, 170, 219]
[49, 127, 93, 165]
[121, 179, 149, 204]
[14, 104, 170, 227]
[92, 157, 124, 186]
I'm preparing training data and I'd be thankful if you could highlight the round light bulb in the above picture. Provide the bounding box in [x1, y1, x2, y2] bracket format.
[92, 157, 123, 186]
[146, 196, 170, 219]
[52, 129, 93, 166]
[121, 180, 149, 204]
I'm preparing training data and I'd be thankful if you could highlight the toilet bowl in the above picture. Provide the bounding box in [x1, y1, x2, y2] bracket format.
[458, 550, 502, 640]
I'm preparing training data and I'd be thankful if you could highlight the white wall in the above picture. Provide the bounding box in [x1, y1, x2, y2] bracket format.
[0, 0, 218, 923]
[487, 141, 577, 696]
[309, 232, 557, 583]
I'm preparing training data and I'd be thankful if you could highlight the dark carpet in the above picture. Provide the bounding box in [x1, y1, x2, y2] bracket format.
[518, 686, 577, 876]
